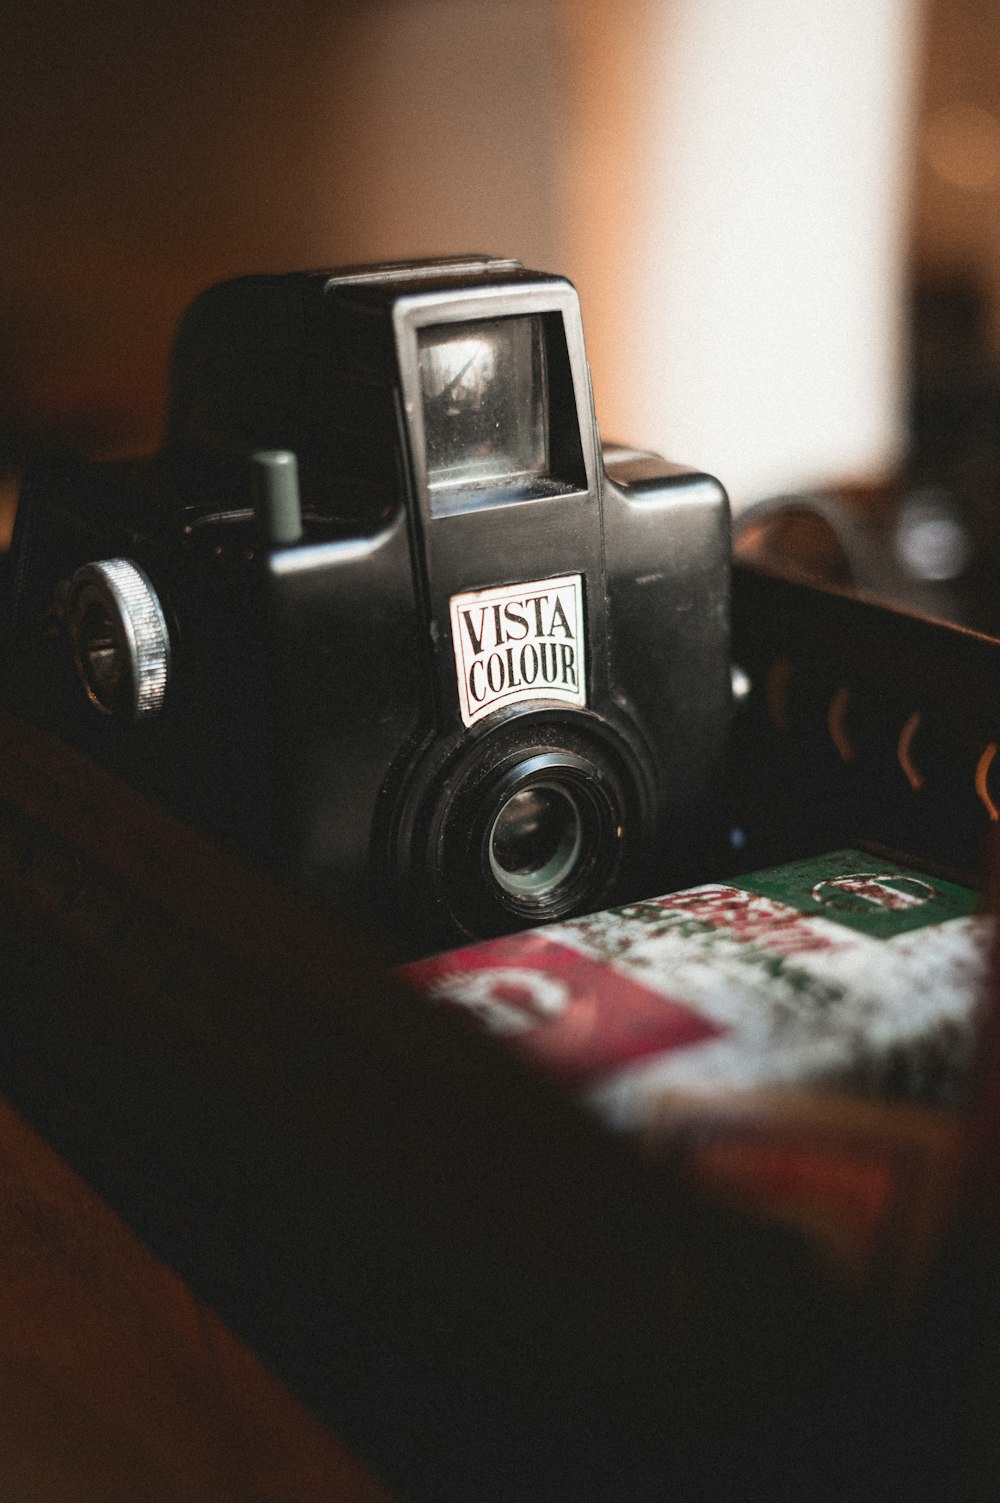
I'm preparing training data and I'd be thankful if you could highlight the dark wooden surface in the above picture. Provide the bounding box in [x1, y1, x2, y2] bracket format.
[0, 1090, 398, 1501]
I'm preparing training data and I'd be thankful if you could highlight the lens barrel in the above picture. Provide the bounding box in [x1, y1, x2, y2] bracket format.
[410, 719, 639, 939]
[478, 753, 611, 921]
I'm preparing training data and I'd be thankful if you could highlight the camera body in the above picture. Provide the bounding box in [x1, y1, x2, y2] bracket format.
[5, 257, 730, 945]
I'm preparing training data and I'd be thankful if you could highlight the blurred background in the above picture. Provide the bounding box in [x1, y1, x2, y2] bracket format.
[2, 0, 999, 611]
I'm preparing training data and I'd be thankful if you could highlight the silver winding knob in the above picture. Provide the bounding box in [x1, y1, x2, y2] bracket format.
[66, 559, 170, 719]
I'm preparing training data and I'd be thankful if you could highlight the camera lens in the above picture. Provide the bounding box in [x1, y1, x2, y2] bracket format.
[488, 783, 583, 899]
[475, 748, 627, 924]
[415, 728, 636, 940]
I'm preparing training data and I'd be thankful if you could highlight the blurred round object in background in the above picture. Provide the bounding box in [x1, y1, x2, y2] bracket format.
[923, 101, 1000, 193]
[732, 491, 899, 592]
[894, 488, 972, 582]
[735, 501, 857, 587]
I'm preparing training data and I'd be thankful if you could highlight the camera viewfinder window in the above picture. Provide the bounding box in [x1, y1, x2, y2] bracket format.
[418, 316, 582, 516]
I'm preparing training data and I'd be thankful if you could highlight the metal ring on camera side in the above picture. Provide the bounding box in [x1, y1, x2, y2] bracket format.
[66, 559, 170, 720]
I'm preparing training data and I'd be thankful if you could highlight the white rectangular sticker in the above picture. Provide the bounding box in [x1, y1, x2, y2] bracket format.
[449, 574, 586, 727]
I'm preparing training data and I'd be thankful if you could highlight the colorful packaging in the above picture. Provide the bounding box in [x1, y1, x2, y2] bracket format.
[402, 849, 991, 1296]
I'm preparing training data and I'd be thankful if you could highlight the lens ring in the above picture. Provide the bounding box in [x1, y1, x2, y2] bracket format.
[475, 751, 621, 922]
[487, 782, 584, 900]
[407, 717, 640, 942]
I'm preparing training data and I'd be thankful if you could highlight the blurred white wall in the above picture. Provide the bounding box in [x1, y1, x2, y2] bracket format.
[561, 0, 923, 506]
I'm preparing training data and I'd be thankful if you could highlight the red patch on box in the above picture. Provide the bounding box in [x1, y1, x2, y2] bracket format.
[402, 934, 723, 1086]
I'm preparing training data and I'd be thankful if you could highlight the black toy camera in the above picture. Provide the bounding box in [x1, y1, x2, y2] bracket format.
[4, 256, 730, 948]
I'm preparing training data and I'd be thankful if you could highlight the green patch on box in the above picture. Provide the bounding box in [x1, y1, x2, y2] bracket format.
[732, 848, 982, 940]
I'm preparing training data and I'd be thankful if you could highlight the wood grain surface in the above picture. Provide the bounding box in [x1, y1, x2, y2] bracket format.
[0, 1091, 397, 1501]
